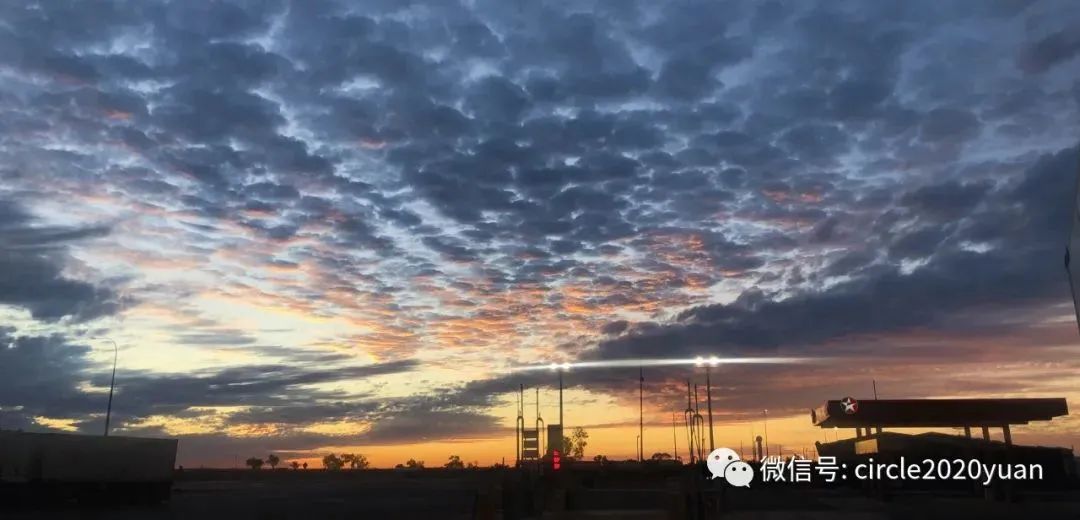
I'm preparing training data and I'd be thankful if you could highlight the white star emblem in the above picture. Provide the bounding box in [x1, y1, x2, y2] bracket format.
[841, 396, 858, 414]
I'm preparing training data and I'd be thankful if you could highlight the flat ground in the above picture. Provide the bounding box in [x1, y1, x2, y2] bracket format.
[4, 468, 1080, 519]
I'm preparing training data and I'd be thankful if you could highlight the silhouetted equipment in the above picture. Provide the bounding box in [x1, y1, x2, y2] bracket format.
[754, 435, 763, 462]
[683, 381, 705, 463]
[517, 367, 569, 466]
[515, 384, 525, 465]
[519, 387, 543, 463]
[0, 431, 177, 503]
[547, 424, 563, 457]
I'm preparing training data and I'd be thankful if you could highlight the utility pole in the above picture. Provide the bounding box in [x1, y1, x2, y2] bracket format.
[639, 366, 644, 462]
[763, 409, 770, 458]
[672, 412, 678, 462]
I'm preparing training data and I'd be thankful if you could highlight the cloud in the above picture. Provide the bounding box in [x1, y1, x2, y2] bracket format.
[592, 145, 1079, 359]
[0, 198, 120, 322]
[0, 332, 99, 423]
[1, 0, 1079, 456]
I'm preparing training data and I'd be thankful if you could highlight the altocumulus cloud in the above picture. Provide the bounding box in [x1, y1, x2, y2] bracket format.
[0, 0, 1078, 462]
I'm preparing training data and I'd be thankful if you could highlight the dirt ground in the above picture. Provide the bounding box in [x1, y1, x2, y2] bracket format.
[3, 468, 1080, 519]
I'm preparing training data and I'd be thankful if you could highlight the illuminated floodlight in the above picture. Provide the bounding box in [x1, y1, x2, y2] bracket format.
[513, 356, 816, 372]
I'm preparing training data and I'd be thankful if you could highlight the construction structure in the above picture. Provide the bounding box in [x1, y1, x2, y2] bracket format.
[811, 397, 1068, 445]
[811, 397, 1075, 487]
[516, 385, 543, 464]
[516, 367, 567, 468]
[683, 381, 705, 464]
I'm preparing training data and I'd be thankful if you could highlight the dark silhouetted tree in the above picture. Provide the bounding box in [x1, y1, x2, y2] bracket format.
[351, 454, 369, 469]
[302, 462, 308, 470]
[267, 453, 280, 469]
[290, 461, 300, 470]
[340, 453, 369, 469]
[322, 453, 344, 471]
[567, 427, 589, 459]
[445, 455, 464, 469]
[593, 454, 609, 463]
[650, 452, 672, 461]
[245, 457, 264, 470]
[405, 458, 425, 469]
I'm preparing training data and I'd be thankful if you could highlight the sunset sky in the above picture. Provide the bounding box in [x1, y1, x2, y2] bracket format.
[2, 0, 1080, 469]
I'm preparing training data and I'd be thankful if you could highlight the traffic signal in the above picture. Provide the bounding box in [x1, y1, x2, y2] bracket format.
[552, 449, 561, 471]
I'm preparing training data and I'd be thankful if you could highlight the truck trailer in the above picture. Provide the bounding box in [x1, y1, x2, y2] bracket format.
[0, 430, 178, 503]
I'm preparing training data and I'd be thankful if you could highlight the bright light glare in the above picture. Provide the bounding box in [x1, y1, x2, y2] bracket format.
[515, 356, 816, 372]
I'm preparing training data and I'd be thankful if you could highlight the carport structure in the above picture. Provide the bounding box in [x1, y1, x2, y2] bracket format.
[811, 397, 1069, 446]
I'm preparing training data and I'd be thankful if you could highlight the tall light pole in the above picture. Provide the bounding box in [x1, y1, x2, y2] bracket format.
[96, 337, 119, 437]
[694, 357, 717, 453]
[705, 357, 717, 453]
[550, 363, 568, 454]
[557, 365, 565, 434]
[638, 366, 643, 462]
[762, 409, 769, 458]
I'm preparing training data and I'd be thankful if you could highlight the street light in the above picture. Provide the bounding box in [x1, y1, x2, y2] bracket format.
[94, 337, 119, 437]
[705, 357, 718, 452]
[549, 362, 569, 454]
[694, 356, 718, 453]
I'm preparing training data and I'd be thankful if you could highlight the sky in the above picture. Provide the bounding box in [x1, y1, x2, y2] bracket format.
[2, 0, 1080, 469]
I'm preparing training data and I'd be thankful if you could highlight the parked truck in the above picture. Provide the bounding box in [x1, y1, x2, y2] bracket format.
[0, 430, 178, 503]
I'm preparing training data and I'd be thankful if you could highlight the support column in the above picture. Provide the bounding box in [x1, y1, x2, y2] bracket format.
[1002, 424, 1012, 446]
[981, 426, 990, 441]
[964, 426, 971, 438]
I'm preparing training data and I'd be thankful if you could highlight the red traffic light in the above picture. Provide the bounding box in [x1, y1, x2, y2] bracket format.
[552, 449, 561, 471]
